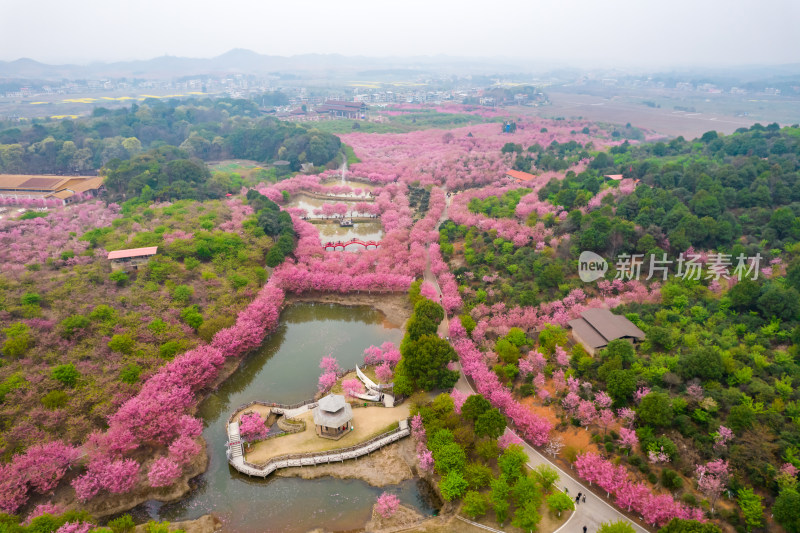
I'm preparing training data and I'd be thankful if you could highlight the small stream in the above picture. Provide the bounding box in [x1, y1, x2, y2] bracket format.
[126, 303, 435, 533]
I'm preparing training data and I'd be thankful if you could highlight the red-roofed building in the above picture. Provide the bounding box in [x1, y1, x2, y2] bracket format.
[505, 170, 537, 182]
[107, 246, 158, 269]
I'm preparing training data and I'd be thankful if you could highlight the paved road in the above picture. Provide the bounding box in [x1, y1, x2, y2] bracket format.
[422, 189, 649, 533]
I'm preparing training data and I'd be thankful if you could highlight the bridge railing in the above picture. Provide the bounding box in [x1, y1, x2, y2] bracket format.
[239, 418, 410, 474]
[226, 398, 317, 425]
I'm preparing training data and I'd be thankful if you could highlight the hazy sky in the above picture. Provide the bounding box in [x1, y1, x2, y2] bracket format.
[2, 0, 799, 67]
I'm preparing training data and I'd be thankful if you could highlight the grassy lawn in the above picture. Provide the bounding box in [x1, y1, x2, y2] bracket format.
[245, 402, 410, 464]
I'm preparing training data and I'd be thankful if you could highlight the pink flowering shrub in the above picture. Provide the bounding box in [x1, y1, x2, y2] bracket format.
[450, 389, 468, 414]
[239, 412, 268, 441]
[318, 372, 337, 393]
[71, 458, 140, 502]
[375, 492, 400, 518]
[148, 457, 182, 488]
[375, 362, 394, 382]
[24, 503, 64, 524]
[342, 378, 365, 398]
[55, 523, 93, 533]
[168, 436, 201, 465]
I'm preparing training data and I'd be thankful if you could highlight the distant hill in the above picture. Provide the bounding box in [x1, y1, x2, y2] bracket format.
[0, 50, 528, 80]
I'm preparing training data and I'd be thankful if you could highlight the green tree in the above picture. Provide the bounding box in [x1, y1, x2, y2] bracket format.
[498, 444, 528, 484]
[119, 363, 142, 384]
[172, 284, 193, 303]
[51, 363, 80, 387]
[108, 334, 135, 355]
[774, 488, 800, 533]
[491, 476, 511, 524]
[679, 347, 725, 381]
[180, 306, 204, 330]
[606, 370, 638, 403]
[109, 270, 129, 286]
[21, 292, 41, 305]
[475, 408, 506, 439]
[464, 462, 493, 490]
[108, 514, 136, 533]
[394, 334, 458, 394]
[757, 285, 800, 321]
[462, 491, 489, 519]
[2, 322, 31, 357]
[414, 298, 445, 325]
[462, 394, 492, 421]
[60, 314, 90, 338]
[736, 488, 764, 531]
[638, 392, 674, 427]
[511, 499, 542, 531]
[433, 442, 466, 475]
[546, 492, 574, 517]
[439, 470, 468, 501]
[532, 464, 559, 493]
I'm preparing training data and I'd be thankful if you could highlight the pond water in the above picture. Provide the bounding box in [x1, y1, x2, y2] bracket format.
[319, 178, 377, 191]
[128, 303, 433, 533]
[287, 195, 372, 218]
[317, 221, 384, 246]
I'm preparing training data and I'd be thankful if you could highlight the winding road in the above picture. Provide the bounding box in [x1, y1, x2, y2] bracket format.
[422, 188, 650, 533]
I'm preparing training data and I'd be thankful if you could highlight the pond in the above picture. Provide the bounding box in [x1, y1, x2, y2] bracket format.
[317, 221, 384, 246]
[128, 303, 433, 533]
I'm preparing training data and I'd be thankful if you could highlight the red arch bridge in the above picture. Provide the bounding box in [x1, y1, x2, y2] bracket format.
[323, 239, 381, 251]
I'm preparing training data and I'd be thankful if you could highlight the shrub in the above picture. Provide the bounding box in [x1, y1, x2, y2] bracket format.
[180, 306, 204, 330]
[661, 468, 684, 491]
[89, 304, 117, 322]
[2, 322, 31, 357]
[439, 470, 468, 501]
[109, 271, 129, 286]
[108, 334, 135, 355]
[108, 515, 136, 533]
[21, 292, 41, 305]
[120, 363, 142, 384]
[159, 340, 182, 359]
[197, 315, 235, 343]
[42, 390, 69, 409]
[172, 285, 193, 303]
[60, 315, 90, 338]
[51, 364, 80, 387]
[184, 257, 200, 270]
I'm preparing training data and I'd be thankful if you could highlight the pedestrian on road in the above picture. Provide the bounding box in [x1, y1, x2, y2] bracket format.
[564, 486, 569, 494]
[583, 527, 587, 533]
[582, 495, 586, 504]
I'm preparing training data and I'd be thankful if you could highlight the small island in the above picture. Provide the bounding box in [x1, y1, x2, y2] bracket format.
[225, 366, 410, 477]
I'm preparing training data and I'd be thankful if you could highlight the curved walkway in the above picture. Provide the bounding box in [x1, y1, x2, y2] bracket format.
[227, 419, 410, 478]
[422, 189, 649, 533]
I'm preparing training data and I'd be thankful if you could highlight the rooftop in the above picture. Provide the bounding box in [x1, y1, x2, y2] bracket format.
[107, 246, 159, 260]
[505, 169, 537, 182]
[568, 308, 645, 348]
[313, 394, 353, 428]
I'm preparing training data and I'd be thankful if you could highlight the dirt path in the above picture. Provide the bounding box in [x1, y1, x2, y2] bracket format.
[246, 402, 411, 464]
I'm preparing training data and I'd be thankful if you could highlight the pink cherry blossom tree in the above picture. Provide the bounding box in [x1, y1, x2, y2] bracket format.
[375, 492, 400, 518]
[148, 457, 182, 487]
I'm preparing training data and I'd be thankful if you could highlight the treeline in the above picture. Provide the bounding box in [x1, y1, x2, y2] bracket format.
[245, 189, 296, 267]
[0, 97, 342, 180]
[590, 125, 800, 250]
